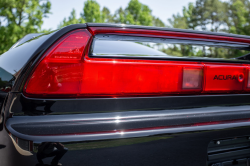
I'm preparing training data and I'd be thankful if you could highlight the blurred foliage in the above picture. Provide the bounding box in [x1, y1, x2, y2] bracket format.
[113, 0, 153, 26]
[59, 0, 161, 27]
[2, 0, 250, 58]
[0, 0, 51, 55]
[58, 9, 85, 28]
[165, 0, 250, 59]
[168, 0, 250, 33]
[81, 0, 102, 23]
[160, 44, 249, 59]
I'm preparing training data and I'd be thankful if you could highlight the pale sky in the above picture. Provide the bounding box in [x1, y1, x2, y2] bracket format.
[42, 0, 196, 30]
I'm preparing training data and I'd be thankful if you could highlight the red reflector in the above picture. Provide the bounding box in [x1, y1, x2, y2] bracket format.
[182, 68, 203, 90]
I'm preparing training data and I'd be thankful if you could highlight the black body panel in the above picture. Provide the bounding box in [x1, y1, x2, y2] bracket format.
[1, 24, 250, 166]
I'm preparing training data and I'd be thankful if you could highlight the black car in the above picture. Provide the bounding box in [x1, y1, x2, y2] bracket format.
[1, 23, 250, 166]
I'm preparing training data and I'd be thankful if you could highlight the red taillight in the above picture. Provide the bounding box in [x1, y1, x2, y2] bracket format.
[80, 59, 203, 96]
[48, 34, 88, 61]
[24, 29, 91, 96]
[23, 28, 250, 98]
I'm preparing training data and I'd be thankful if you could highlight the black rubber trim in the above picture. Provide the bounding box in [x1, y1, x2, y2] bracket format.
[6, 109, 250, 143]
[10, 105, 250, 135]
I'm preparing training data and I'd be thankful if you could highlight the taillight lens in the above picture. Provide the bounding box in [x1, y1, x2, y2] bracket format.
[24, 29, 91, 96]
[48, 33, 88, 61]
[23, 28, 250, 98]
[80, 59, 203, 96]
[182, 67, 203, 90]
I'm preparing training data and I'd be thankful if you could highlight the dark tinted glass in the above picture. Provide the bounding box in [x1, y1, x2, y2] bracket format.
[90, 35, 250, 60]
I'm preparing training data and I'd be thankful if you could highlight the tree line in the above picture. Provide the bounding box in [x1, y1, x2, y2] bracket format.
[0, 0, 250, 56]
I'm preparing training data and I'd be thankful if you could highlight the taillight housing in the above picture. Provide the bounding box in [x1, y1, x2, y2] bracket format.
[24, 29, 91, 96]
[23, 27, 250, 98]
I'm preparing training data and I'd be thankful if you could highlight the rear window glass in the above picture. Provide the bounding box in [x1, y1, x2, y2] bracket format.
[90, 34, 250, 60]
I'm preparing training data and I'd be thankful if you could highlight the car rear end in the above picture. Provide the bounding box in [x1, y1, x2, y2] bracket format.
[1, 23, 250, 166]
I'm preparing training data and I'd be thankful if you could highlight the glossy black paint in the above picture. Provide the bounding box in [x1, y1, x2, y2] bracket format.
[3, 120, 250, 166]
[10, 33, 44, 50]
[10, 93, 250, 113]
[1, 24, 250, 166]
[1, 91, 250, 165]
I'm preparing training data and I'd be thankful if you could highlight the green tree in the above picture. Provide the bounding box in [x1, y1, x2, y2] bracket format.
[167, 3, 196, 29]
[81, 0, 101, 23]
[204, 0, 227, 32]
[225, 0, 250, 35]
[152, 17, 165, 27]
[60, 0, 164, 27]
[183, 3, 196, 30]
[223, 0, 250, 57]
[59, 1, 116, 28]
[168, 13, 188, 29]
[0, 0, 51, 55]
[58, 9, 85, 28]
[114, 0, 153, 26]
[193, 0, 209, 31]
[101, 7, 114, 23]
[167, 3, 197, 57]
[114, 7, 126, 23]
